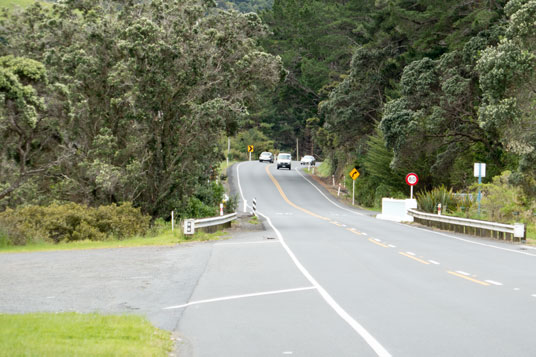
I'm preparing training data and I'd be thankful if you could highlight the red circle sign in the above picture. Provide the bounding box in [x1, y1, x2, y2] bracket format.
[405, 173, 418, 186]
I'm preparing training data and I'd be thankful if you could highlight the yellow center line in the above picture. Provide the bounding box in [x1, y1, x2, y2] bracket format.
[447, 271, 489, 286]
[346, 228, 362, 235]
[265, 165, 330, 221]
[368, 238, 389, 248]
[399, 252, 430, 265]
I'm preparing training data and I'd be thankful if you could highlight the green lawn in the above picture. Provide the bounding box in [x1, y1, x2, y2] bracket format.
[0, 227, 229, 253]
[0, 313, 172, 356]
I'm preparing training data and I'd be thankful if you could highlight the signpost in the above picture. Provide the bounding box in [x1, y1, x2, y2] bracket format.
[405, 173, 418, 199]
[248, 145, 254, 161]
[349, 168, 360, 205]
[474, 163, 486, 214]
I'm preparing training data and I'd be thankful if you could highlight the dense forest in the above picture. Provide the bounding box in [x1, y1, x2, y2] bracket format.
[1, 0, 536, 220]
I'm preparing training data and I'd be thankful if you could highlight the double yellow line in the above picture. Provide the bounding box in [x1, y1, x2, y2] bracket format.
[266, 165, 491, 288]
[265, 165, 330, 221]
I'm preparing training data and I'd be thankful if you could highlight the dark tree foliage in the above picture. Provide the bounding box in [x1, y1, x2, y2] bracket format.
[0, 0, 283, 217]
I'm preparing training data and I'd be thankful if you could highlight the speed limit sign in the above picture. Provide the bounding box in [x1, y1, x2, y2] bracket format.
[406, 173, 418, 199]
[405, 173, 418, 186]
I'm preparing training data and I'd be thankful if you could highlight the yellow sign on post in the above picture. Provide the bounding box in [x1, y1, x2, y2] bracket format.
[248, 145, 254, 152]
[349, 168, 360, 206]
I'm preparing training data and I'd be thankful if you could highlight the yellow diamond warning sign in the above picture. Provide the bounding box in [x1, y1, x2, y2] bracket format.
[349, 168, 360, 180]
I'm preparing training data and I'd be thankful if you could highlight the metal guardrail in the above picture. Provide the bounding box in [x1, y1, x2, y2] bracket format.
[194, 212, 237, 229]
[183, 212, 238, 235]
[408, 209, 525, 242]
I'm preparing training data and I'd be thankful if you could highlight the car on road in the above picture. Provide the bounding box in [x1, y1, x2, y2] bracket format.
[300, 155, 316, 166]
[276, 153, 292, 170]
[259, 152, 274, 163]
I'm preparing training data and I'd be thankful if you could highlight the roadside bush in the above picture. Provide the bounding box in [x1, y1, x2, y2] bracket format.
[0, 202, 150, 246]
[470, 171, 524, 222]
[416, 186, 458, 213]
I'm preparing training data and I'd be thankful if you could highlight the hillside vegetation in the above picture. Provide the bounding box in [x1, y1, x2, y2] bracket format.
[2, 0, 536, 229]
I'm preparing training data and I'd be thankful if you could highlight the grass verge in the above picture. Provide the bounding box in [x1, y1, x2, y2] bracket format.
[316, 159, 332, 178]
[0, 312, 172, 356]
[0, 226, 229, 254]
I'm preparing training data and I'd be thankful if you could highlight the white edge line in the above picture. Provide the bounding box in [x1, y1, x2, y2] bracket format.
[295, 168, 365, 216]
[297, 161, 536, 259]
[456, 271, 471, 276]
[428, 260, 440, 265]
[238, 162, 391, 357]
[410, 225, 536, 257]
[163, 287, 316, 310]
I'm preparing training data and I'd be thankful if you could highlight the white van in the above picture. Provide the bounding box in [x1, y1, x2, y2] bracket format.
[276, 153, 292, 170]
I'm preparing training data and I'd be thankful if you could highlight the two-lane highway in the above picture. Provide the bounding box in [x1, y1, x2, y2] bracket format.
[216, 161, 536, 356]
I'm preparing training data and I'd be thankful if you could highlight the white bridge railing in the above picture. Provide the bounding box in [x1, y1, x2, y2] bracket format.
[407, 209, 526, 242]
[183, 212, 237, 235]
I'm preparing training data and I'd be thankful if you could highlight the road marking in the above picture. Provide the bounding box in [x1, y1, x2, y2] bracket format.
[411, 226, 536, 257]
[237, 163, 391, 357]
[346, 228, 361, 234]
[485, 280, 503, 286]
[514, 288, 520, 291]
[532, 294, 536, 298]
[163, 286, 317, 310]
[406, 252, 416, 256]
[447, 271, 489, 286]
[368, 238, 389, 248]
[282, 352, 293, 355]
[214, 241, 278, 246]
[428, 260, 440, 265]
[266, 165, 330, 221]
[399, 252, 430, 265]
[388, 244, 396, 248]
[456, 271, 471, 276]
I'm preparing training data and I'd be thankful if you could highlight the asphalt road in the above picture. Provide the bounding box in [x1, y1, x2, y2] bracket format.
[2, 160, 536, 356]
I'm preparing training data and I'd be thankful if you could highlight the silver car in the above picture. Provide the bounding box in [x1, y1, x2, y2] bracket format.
[259, 152, 274, 163]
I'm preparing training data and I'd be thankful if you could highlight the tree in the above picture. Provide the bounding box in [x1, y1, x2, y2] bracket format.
[0, 0, 283, 216]
[476, 0, 536, 194]
[0, 55, 71, 205]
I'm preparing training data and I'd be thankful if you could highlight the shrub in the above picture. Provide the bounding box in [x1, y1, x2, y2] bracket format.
[0, 202, 150, 245]
[470, 171, 524, 222]
[416, 186, 458, 213]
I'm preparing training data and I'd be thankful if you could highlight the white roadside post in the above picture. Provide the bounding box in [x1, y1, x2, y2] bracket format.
[337, 183, 341, 197]
[243, 199, 248, 213]
[171, 210, 174, 232]
[220, 203, 224, 216]
[332, 175, 335, 186]
[252, 197, 257, 216]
